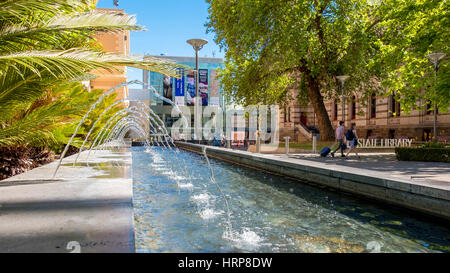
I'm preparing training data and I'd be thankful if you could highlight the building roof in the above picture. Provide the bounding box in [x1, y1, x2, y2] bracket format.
[149, 55, 224, 64]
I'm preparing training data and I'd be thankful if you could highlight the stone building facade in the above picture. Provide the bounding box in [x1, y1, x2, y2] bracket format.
[279, 90, 450, 142]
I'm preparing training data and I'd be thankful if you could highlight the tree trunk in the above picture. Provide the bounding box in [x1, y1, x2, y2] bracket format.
[305, 75, 335, 141]
[0, 146, 55, 181]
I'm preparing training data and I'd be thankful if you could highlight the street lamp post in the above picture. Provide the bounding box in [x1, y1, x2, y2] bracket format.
[336, 75, 350, 126]
[187, 39, 208, 143]
[426, 53, 446, 142]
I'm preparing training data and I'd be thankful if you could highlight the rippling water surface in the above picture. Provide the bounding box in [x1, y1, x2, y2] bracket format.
[132, 147, 450, 253]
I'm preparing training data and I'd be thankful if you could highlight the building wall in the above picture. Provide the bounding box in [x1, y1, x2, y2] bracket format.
[89, 8, 130, 101]
[144, 56, 225, 138]
[145, 55, 225, 107]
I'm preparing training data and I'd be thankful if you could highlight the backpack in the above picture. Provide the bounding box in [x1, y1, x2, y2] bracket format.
[346, 129, 355, 141]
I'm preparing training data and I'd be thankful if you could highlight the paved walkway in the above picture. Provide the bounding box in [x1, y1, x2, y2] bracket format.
[275, 152, 450, 185]
[0, 149, 134, 253]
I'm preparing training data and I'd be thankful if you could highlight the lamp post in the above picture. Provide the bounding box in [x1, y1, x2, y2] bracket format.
[336, 75, 350, 126]
[426, 53, 446, 142]
[187, 39, 208, 143]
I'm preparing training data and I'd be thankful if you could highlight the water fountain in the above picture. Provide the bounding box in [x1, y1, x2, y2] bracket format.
[52, 80, 188, 177]
[51, 78, 225, 226]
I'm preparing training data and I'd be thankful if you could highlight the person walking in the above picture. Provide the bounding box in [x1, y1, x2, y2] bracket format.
[345, 122, 360, 158]
[331, 121, 346, 158]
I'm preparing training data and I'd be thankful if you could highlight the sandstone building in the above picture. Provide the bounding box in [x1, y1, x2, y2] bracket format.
[279, 89, 450, 142]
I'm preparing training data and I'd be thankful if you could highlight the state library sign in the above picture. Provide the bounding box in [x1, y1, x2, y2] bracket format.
[357, 139, 413, 148]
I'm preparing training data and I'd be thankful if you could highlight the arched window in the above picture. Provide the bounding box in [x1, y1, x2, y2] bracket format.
[351, 96, 356, 120]
[370, 93, 377, 119]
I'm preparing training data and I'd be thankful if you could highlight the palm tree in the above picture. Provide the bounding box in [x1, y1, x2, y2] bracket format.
[0, 0, 184, 143]
[0, 0, 186, 179]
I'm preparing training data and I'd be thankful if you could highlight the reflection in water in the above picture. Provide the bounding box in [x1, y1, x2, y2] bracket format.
[132, 147, 450, 253]
[64, 158, 131, 179]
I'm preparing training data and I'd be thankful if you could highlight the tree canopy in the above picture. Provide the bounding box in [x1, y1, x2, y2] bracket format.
[375, 0, 449, 113]
[207, 0, 448, 140]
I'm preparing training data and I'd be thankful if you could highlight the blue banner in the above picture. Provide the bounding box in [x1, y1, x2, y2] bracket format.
[175, 68, 185, 105]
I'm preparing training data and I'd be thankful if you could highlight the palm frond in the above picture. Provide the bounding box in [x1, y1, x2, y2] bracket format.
[0, 49, 116, 79]
[0, 48, 187, 81]
[0, 0, 93, 20]
[0, 11, 144, 53]
[0, 127, 55, 147]
[48, 10, 144, 32]
[0, 82, 101, 147]
[0, 101, 76, 147]
[0, 68, 91, 122]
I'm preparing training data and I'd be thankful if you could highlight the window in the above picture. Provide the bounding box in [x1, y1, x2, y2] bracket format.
[388, 129, 395, 139]
[333, 101, 338, 121]
[351, 96, 356, 120]
[284, 107, 291, 123]
[423, 129, 432, 141]
[390, 94, 401, 117]
[396, 100, 401, 116]
[300, 112, 308, 126]
[370, 93, 377, 119]
[426, 101, 432, 115]
[426, 100, 437, 115]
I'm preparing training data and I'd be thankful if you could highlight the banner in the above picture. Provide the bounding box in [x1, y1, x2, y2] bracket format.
[199, 69, 209, 106]
[174, 68, 185, 106]
[209, 69, 220, 106]
[162, 74, 173, 105]
[186, 71, 195, 106]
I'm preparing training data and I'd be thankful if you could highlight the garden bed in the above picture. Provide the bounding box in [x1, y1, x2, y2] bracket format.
[395, 147, 450, 163]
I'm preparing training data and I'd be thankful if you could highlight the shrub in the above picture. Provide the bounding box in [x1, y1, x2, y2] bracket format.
[421, 142, 446, 149]
[395, 147, 450, 163]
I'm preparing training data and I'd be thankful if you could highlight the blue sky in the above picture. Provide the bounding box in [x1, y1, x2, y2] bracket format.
[96, 0, 224, 83]
[96, 0, 224, 58]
